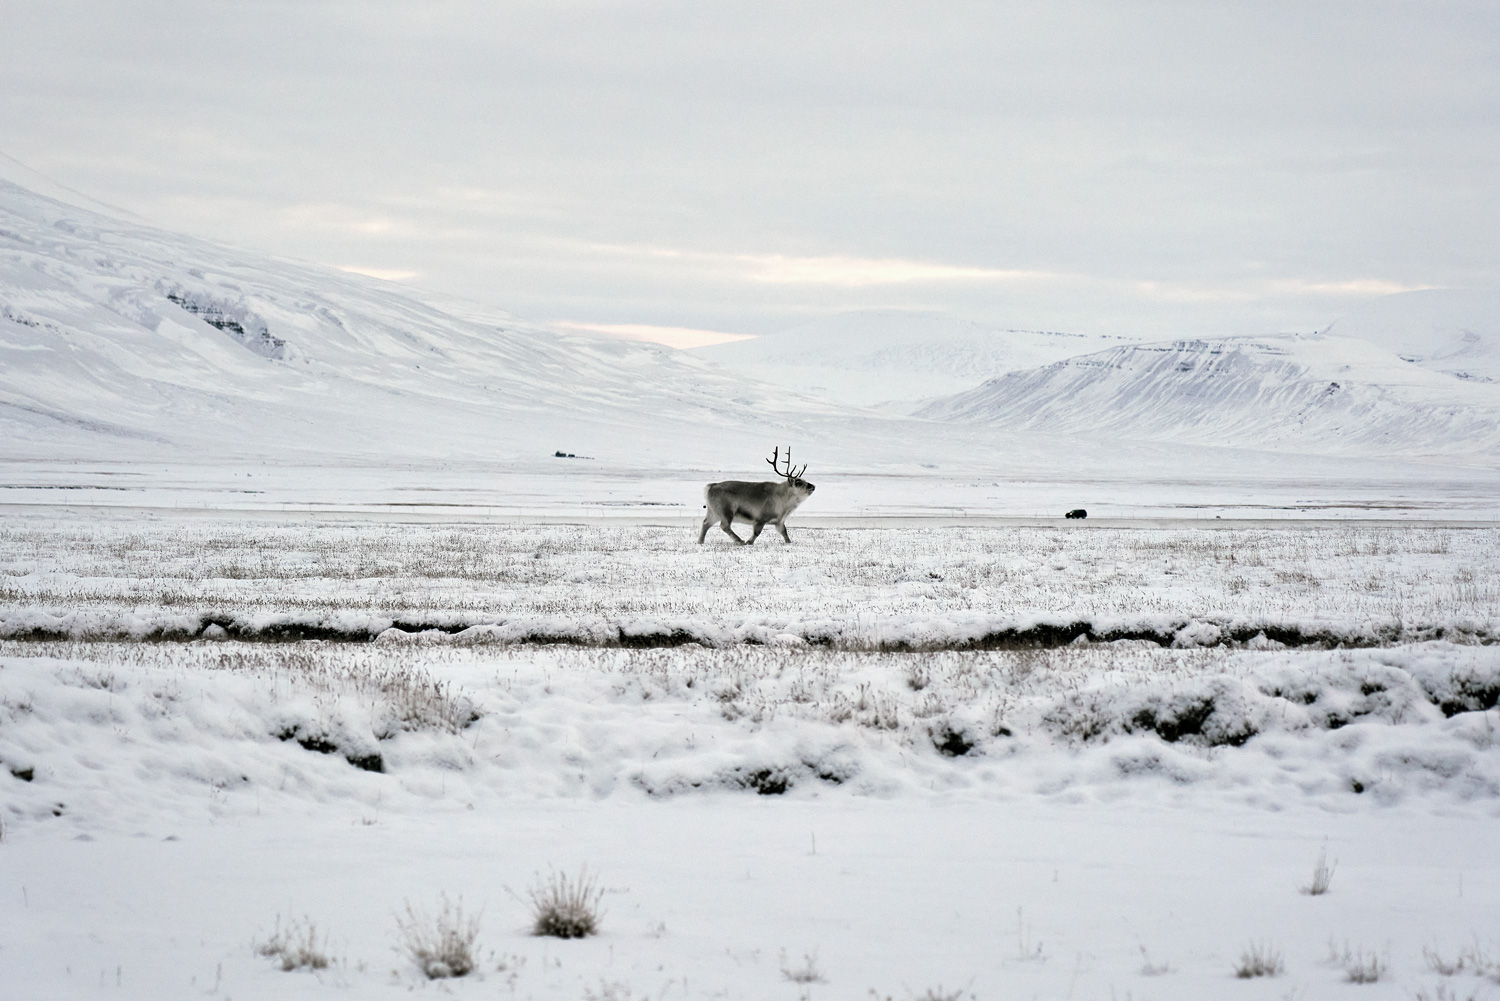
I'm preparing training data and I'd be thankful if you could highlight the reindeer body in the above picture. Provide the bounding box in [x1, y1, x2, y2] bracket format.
[698, 448, 816, 545]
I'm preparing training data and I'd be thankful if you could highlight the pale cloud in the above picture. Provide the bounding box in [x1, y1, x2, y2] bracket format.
[555, 321, 754, 349]
[1267, 278, 1437, 298]
[281, 202, 404, 236]
[4, 3, 1494, 337]
[607, 243, 1061, 287]
[336, 265, 420, 282]
[1133, 277, 1437, 305]
[734, 254, 1060, 287]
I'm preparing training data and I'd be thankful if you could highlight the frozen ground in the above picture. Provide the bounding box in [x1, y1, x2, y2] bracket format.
[3, 516, 1496, 642]
[2, 515, 1499, 999]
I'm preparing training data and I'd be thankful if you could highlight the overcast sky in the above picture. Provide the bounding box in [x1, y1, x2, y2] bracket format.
[4, 1, 1498, 345]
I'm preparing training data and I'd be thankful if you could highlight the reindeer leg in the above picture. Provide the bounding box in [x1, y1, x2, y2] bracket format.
[718, 517, 746, 544]
[748, 521, 766, 544]
[777, 520, 792, 543]
[697, 512, 712, 544]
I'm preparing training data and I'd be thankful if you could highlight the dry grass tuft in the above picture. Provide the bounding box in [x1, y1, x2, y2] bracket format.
[395, 894, 481, 978]
[1301, 847, 1337, 895]
[1234, 940, 1284, 978]
[254, 915, 331, 971]
[528, 866, 605, 939]
[1344, 948, 1385, 984]
[779, 950, 825, 984]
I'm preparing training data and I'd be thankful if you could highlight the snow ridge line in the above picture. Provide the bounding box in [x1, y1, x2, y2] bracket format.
[0, 609, 1495, 650]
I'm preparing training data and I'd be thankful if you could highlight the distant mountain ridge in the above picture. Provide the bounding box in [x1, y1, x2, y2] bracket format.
[914, 332, 1500, 459]
[3, 158, 1497, 474]
[692, 309, 1134, 407]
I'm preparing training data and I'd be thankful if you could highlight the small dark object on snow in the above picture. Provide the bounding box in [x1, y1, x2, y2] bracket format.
[10, 766, 34, 782]
[554, 450, 576, 458]
[345, 752, 384, 773]
[1065, 509, 1088, 519]
[933, 724, 975, 757]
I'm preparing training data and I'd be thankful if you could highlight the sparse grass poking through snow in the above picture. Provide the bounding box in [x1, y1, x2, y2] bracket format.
[1013, 907, 1045, 962]
[254, 914, 331, 971]
[1234, 941, 1284, 978]
[1414, 985, 1485, 1001]
[1301, 847, 1337, 895]
[1424, 941, 1500, 979]
[528, 866, 604, 939]
[394, 894, 480, 979]
[779, 949, 825, 984]
[1425, 945, 1470, 976]
[1138, 946, 1172, 975]
[1344, 948, 1386, 984]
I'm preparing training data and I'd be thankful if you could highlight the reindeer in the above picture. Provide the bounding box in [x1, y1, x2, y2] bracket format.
[698, 447, 816, 545]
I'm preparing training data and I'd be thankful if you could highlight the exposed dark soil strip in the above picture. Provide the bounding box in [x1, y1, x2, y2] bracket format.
[2, 612, 1494, 650]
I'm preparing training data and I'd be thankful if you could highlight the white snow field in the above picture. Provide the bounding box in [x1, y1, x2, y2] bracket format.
[3, 169, 1500, 1000]
[3, 517, 1500, 999]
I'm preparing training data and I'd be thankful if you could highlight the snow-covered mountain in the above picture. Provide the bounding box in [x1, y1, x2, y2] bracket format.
[692, 310, 1133, 407]
[1323, 287, 1500, 384]
[915, 333, 1500, 459]
[0, 169, 846, 467]
[2, 162, 1496, 519]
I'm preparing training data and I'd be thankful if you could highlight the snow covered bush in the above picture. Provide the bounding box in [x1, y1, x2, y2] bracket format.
[1234, 940, 1284, 978]
[395, 894, 480, 979]
[528, 866, 604, 939]
[1043, 677, 1270, 747]
[254, 914, 331, 971]
[1345, 948, 1386, 984]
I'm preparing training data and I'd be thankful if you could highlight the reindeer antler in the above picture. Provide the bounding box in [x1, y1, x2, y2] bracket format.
[766, 446, 807, 479]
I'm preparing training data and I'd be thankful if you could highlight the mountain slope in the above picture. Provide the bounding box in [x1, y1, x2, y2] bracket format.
[0, 174, 842, 465]
[1323, 287, 1500, 384]
[915, 334, 1500, 459]
[692, 309, 1133, 407]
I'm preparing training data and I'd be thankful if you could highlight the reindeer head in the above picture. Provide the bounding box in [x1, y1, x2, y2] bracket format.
[767, 446, 815, 493]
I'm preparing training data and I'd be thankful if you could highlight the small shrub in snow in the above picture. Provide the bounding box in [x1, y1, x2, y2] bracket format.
[1138, 946, 1172, 975]
[395, 894, 480, 978]
[528, 866, 604, 939]
[905, 663, 930, 690]
[1301, 848, 1337, 895]
[779, 950, 825, 984]
[1424, 941, 1499, 978]
[1344, 948, 1385, 984]
[1234, 941, 1284, 978]
[1413, 985, 1484, 1001]
[254, 914, 331, 971]
[1044, 679, 1263, 748]
[1425, 945, 1469, 976]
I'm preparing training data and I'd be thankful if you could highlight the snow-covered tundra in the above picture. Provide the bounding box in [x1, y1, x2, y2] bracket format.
[2, 516, 1498, 1000]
